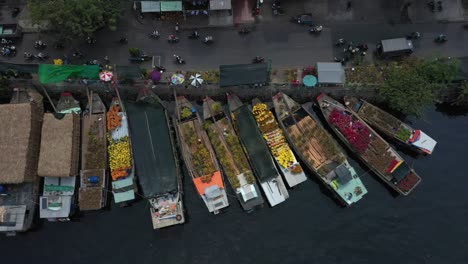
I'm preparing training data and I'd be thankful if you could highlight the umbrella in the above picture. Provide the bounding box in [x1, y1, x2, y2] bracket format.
[171, 73, 185, 85]
[302, 75, 317, 87]
[150, 70, 161, 82]
[100, 71, 113, 82]
[189, 73, 203, 87]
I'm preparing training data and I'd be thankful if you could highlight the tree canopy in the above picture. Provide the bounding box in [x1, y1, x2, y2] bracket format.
[29, 0, 123, 40]
[377, 57, 460, 117]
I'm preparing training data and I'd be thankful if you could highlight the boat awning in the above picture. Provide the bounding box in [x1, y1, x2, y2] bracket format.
[220, 63, 268, 87]
[160, 1, 182, 12]
[141, 1, 161, 12]
[317, 62, 345, 84]
[39, 195, 72, 219]
[410, 130, 437, 154]
[210, 0, 231, 10]
[240, 184, 258, 202]
[112, 178, 136, 203]
[0, 205, 26, 232]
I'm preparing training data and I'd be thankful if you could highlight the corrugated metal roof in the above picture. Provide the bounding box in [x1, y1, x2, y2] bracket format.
[210, 0, 231, 10]
[317, 62, 345, 84]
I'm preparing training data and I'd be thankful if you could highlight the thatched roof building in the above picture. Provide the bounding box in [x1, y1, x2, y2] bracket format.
[38, 113, 80, 177]
[0, 103, 42, 184]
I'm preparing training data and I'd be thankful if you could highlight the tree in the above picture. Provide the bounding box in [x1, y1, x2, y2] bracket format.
[419, 57, 460, 84]
[454, 81, 468, 108]
[378, 61, 434, 117]
[29, 0, 123, 40]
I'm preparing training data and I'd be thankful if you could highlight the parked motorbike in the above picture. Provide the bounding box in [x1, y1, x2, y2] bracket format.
[335, 38, 346, 46]
[34, 40, 47, 49]
[406, 31, 421, 40]
[24, 52, 34, 60]
[434, 34, 447, 43]
[119, 37, 128, 44]
[309, 25, 323, 34]
[272, 1, 285, 16]
[168, 35, 180, 43]
[238, 28, 251, 35]
[253, 56, 264, 63]
[1, 38, 13, 45]
[203, 36, 213, 44]
[34, 52, 49, 60]
[148, 31, 160, 39]
[174, 54, 185, 64]
[2, 46, 16, 56]
[188, 31, 200, 39]
[86, 36, 97, 44]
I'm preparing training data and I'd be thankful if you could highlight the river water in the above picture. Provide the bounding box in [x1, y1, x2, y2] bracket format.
[0, 105, 467, 264]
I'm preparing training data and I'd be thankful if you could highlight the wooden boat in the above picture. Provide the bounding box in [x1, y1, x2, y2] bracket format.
[174, 94, 229, 214]
[107, 96, 136, 206]
[203, 97, 264, 212]
[317, 93, 421, 195]
[227, 93, 289, 207]
[79, 91, 108, 211]
[251, 98, 307, 188]
[343, 97, 437, 154]
[127, 89, 185, 228]
[0, 88, 42, 235]
[273, 92, 367, 206]
[38, 92, 80, 221]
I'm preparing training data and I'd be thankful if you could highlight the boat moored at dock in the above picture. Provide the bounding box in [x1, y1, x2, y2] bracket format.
[203, 97, 264, 212]
[273, 92, 367, 206]
[343, 97, 437, 155]
[107, 96, 137, 206]
[127, 89, 185, 229]
[174, 95, 229, 214]
[0, 88, 42, 235]
[251, 99, 307, 188]
[228, 94, 289, 207]
[79, 91, 108, 211]
[317, 93, 421, 196]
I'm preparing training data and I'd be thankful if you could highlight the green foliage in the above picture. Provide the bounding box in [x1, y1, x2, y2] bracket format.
[211, 102, 222, 114]
[418, 57, 460, 84]
[378, 61, 434, 117]
[129, 48, 141, 58]
[29, 0, 123, 40]
[396, 127, 412, 142]
[454, 81, 468, 107]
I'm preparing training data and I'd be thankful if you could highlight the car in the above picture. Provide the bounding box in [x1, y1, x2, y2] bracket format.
[290, 13, 313, 25]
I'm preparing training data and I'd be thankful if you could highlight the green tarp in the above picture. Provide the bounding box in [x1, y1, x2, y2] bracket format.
[160, 1, 182, 11]
[39, 64, 100, 84]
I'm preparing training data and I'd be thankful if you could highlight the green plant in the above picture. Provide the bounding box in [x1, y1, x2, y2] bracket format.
[454, 81, 468, 107]
[396, 127, 412, 142]
[211, 102, 222, 114]
[129, 48, 140, 58]
[181, 107, 192, 119]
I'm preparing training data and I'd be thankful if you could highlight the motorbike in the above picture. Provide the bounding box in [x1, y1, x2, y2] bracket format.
[238, 28, 251, 35]
[335, 38, 346, 46]
[175, 22, 180, 33]
[406, 31, 421, 40]
[188, 31, 200, 39]
[2, 46, 16, 57]
[309, 25, 323, 34]
[53, 42, 64, 49]
[148, 31, 160, 39]
[86, 36, 97, 44]
[168, 36, 180, 43]
[272, 1, 285, 16]
[253, 56, 264, 63]
[86, 60, 99, 65]
[24, 52, 34, 60]
[174, 54, 185, 64]
[203, 36, 213, 44]
[34, 40, 46, 49]
[35, 52, 49, 60]
[119, 37, 128, 44]
[1, 38, 13, 45]
[434, 34, 447, 43]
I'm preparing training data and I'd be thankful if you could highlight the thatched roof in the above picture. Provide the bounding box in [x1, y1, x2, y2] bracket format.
[0, 103, 42, 184]
[38, 113, 80, 177]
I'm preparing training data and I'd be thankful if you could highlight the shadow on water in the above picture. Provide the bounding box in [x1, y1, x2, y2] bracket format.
[435, 102, 468, 117]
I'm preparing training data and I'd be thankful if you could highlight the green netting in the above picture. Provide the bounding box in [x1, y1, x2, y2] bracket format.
[39, 64, 100, 84]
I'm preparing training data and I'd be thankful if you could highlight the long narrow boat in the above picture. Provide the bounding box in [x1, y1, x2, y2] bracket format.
[127, 89, 185, 229]
[228, 93, 289, 206]
[0, 88, 42, 235]
[39, 92, 80, 221]
[79, 92, 108, 211]
[273, 92, 367, 206]
[317, 93, 421, 195]
[174, 95, 229, 214]
[203, 97, 264, 212]
[251, 99, 307, 188]
[107, 97, 136, 206]
[343, 97, 437, 155]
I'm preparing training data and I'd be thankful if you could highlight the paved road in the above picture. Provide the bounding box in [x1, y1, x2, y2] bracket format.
[3, 17, 468, 71]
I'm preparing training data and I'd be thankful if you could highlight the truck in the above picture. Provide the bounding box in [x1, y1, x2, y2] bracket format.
[376, 38, 413, 58]
[0, 24, 23, 39]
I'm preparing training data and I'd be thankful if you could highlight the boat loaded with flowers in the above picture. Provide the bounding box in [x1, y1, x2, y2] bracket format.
[317, 93, 421, 195]
[174, 95, 229, 214]
[343, 97, 437, 155]
[228, 93, 289, 207]
[203, 97, 264, 212]
[107, 97, 136, 206]
[252, 99, 307, 188]
[273, 92, 367, 206]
